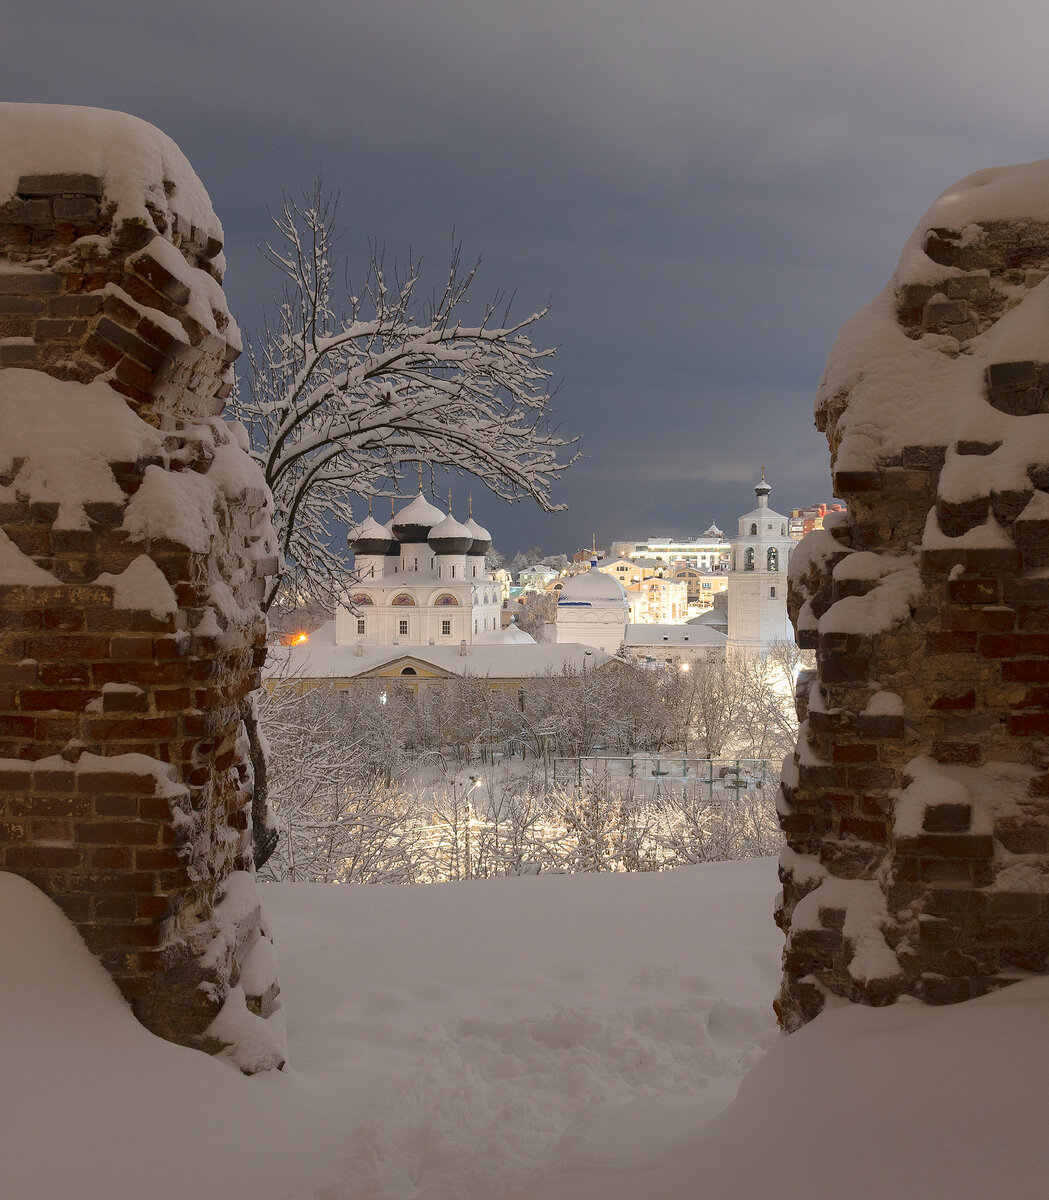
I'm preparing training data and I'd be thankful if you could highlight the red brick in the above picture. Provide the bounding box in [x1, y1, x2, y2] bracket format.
[927, 631, 977, 654]
[1008, 713, 1049, 736]
[87, 847, 133, 869]
[75, 822, 159, 846]
[1003, 660, 1049, 682]
[832, 743, 878, 763]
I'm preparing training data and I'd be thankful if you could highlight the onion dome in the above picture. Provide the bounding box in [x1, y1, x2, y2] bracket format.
[465, 516, 492, 557]
[755, 473, 772, 498]
[428, 512, 474, 555]
[348, 514, 393, 555]
[391, 493, 446, 542]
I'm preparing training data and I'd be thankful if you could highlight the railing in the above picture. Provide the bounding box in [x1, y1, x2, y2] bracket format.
[550, 755, 779, 801]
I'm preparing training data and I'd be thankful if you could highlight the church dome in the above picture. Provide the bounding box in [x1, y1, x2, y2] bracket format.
[465, 516, 492, 556]
[755, 475, 772, 497]
[557, 567, 627, 605]
[428, 512, 474, 555]
[348, 514, 393, 555]
[392, 493, 446, 542]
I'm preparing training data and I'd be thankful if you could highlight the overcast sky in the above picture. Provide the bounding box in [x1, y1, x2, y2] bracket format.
[5, 1, 1049, 555]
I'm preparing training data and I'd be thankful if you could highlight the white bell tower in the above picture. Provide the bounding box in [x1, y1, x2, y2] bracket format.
[727, 470, 795, 649]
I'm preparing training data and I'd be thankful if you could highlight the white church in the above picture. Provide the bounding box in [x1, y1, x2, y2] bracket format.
[334, 493, 513, 648]
[553, 472, 795, 657]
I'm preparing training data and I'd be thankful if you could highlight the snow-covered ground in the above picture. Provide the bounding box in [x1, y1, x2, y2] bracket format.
[4, 861, 1049, 1199]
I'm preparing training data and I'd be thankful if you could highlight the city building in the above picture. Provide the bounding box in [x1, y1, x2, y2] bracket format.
[608, 524, 729, 571]
[788, 502, 847, 542]
[623, 574, 688, 623]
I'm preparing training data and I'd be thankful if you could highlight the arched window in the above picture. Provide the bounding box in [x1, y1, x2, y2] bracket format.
[767, 547, 779, 572]
[350, 593, 374, 606]
[749, 523, 757, 536]
[391, 593, 416, 606]
[434, 593, 458, 606]
[400, 666, 417, 676]
[744, 547, 755, 571]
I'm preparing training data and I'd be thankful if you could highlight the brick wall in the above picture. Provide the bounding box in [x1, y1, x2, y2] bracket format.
[777, 207, 1049, 1029]
[0, 133, 283, 1070]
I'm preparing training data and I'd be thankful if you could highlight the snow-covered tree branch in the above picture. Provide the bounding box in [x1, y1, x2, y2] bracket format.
[232, 185, 578, 611]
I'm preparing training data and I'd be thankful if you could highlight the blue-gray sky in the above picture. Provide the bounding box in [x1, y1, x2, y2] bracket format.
[5, 1, 1049, 555]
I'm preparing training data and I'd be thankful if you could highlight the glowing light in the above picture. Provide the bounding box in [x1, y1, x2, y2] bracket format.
[291, 632, 308, 645]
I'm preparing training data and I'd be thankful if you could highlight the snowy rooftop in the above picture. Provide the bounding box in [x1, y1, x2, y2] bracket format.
[624, 624, 728, 648]
[557, 567, 627, 604]
[268, 621, 615, 680]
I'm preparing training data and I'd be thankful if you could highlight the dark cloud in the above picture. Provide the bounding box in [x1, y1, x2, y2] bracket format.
[4, 0, 1049, 554]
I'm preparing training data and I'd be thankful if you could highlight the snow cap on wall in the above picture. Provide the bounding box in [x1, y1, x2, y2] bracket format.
[0, 103, 223, 251]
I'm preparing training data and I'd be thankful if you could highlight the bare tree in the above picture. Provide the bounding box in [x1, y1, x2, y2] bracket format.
[231, 185, 578, 614]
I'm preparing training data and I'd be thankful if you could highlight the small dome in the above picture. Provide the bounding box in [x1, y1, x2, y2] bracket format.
[465, 516, 492, 556]
[755, 476, 772, 497]
[428, 513, 473, 555]
[557, 567, 627, 605]
[348, 514, 393, 555]
[392, 493, 446, 542]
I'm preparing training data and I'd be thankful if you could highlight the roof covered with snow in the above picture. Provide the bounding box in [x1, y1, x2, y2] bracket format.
[624, 624, 727, 648]
[267, 622, 615, 680]
[557, 567, 627, 604]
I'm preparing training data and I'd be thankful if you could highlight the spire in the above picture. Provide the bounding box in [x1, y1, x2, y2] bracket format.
[417, 464, 424, 493]
[447, 488, 453, 514]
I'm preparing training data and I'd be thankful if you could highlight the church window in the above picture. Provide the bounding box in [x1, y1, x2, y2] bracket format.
[442, 619, 451, 636]
[399, 619, 408, 636]
[767, 548, 779, 572]
[744, 547, 755, 571]
[435, 593, 458, 605]
[749, 523, 757, 535]
[781, 524, 786, 535]
[350, 593, 374, 606]
[357, 618, 366, 634]
[400, 666, 417, 676]
[391, 593, 415, 606]
[770, 586, 776, 598]
[474, 619, 478, 634]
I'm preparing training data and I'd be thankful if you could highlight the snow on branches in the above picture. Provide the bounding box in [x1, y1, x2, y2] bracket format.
[232, 186, 578, 611]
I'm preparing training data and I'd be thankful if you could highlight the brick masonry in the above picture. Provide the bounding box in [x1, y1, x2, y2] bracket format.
[776, 208, 1049, 1029]
[0, 135, 284, 1068]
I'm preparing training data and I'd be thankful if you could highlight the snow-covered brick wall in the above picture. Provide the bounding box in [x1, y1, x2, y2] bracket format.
[777, 158, 1049, 1031]
[0, 105, 283, 1071]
